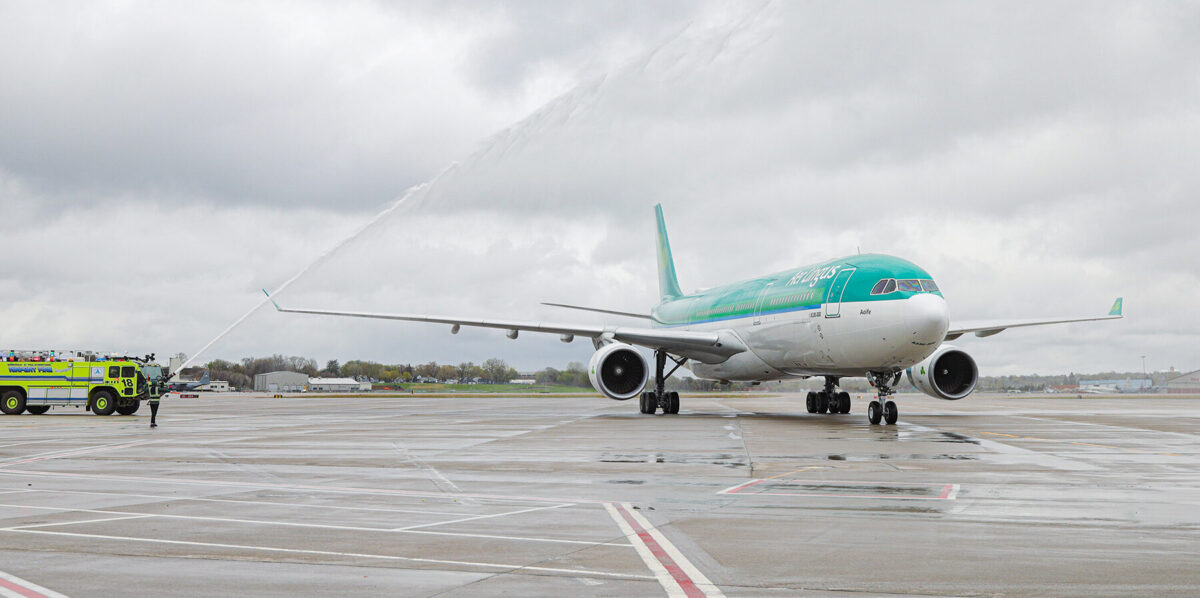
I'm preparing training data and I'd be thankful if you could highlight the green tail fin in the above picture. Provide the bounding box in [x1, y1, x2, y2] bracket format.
[1109, 297, 1123, 316]
[654, 204, 683, 301]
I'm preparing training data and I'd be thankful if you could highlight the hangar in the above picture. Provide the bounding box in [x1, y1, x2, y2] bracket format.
[308, 377, 372, 392]
[1166, 369, 1200, 394]
[253, 371, 308, 392]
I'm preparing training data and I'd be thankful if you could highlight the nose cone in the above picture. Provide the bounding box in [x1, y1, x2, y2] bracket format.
[906, 293, 949, 346]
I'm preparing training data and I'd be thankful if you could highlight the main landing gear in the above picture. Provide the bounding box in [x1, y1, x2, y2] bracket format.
[866, 371, 901, 425]
[639, 350, 686, 415]
[805, 377, 850, 415]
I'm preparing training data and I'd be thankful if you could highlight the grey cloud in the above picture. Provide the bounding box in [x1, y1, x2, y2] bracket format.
[4, 2, 1197, 375]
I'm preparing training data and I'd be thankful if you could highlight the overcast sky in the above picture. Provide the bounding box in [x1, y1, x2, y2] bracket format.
[2, 1, 1197, 377]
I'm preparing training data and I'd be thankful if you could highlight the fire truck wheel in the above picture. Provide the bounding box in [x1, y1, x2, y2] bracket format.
[26, 405, 50, 415]
[1, 391, 26, 415]
[91, 391, 117, 416]
[116, 400, 140, 415]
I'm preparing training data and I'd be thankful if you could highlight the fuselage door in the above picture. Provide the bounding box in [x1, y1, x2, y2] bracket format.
[823, 267, 856, 318]
[752, 282, 775, 325]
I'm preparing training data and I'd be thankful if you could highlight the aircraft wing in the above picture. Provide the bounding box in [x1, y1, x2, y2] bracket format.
[264, 291, 747, 364]
[945, 297, 1123, 341]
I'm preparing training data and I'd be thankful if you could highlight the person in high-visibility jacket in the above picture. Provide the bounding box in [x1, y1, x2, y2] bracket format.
[148, 393, 161, 428]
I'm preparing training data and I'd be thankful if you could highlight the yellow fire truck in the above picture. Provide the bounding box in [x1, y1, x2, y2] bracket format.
[0, 351, 167, 416]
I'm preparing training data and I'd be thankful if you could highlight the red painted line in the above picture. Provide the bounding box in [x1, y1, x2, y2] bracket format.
[938, 484, 953, 499]
[615, 503, 705, 598]
[0, 576, 51, 598]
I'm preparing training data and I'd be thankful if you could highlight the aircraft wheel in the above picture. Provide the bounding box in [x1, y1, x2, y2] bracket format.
[1, 391, 26, 415]
[639, 392, 656, 415]
[816, 391, 829, 414]
[867, 400, 882, 425]
[829, 393, 843, 414]
[838, 392, 851, 413]
[665, 391, 680, 415]
[26, 405, 50, 415]
[805, 392, 817, 413]
[884, 401, 899, 425]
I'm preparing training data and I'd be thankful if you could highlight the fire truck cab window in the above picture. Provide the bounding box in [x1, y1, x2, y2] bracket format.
[121, 366, 135, 378]
[108, 366, 120, 378]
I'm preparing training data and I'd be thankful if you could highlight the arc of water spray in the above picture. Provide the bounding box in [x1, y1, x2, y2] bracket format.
[173, 168, 450, 375]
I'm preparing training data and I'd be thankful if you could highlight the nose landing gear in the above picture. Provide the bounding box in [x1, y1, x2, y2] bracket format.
[867, 371, 902, 425]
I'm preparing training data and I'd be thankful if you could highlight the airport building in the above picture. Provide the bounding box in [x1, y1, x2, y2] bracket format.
[308, 377, 372, 392]
[1166, 369, 1200, 394]
[254, 371, 308, 392]
[1078, 378, 1152, 393]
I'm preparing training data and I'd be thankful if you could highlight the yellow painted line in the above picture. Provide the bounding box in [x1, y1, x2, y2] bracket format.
[762, 467, 822, 481]
[981, 432, 1020, 438]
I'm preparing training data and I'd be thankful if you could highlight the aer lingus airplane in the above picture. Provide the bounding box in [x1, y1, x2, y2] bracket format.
[265, 205, 1122, 425]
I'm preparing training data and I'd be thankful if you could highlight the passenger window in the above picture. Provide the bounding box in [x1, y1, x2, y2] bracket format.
[921, 280, 940, 292]
[108, 366, 119, 378]
[897, 280, 922, 292]
[121, 366, 135, 378]
[871, 279, 889, 295]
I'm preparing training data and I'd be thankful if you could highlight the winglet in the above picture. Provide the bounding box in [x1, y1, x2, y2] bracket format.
[262, 289, 282, 311]
[1109, 297, 1123, 317]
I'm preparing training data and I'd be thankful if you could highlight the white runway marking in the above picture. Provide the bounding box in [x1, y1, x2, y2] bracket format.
[0, 439, 60, 450]
[0, 502, 630, 547]
[0, 569, 71, 598]
[395, 503, 573, 530]
[1, 529, 655, 582]
[0, 440, 163, 469]
[6, 514, 152, 530]
[0, 468, 609, 504]
[0, 487, 469, 517]
[604, 502, 725, 598]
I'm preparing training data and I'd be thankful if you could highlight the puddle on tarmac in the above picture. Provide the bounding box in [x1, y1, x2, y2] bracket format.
[599, 452, 748, 468]
[817, 453, 977, 462]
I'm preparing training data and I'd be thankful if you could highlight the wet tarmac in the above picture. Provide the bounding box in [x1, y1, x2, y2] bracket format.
[0, 392, 1198, 597]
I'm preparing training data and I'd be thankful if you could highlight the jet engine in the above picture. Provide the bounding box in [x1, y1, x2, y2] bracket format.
[588, 343, 649, 401]
[906, 345, 978, 400]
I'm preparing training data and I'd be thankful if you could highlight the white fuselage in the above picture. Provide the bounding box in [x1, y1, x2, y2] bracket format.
[680, 294, 950, 381]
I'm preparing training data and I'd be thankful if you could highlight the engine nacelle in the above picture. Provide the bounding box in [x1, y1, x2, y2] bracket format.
[588, 343, 649, 401]
[906, 345, 978, 400]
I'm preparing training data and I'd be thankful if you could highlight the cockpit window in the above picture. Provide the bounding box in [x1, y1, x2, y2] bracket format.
[921, 279, 940, 292]
[897, 279, 922, 292]
[870, 279, 898, 295]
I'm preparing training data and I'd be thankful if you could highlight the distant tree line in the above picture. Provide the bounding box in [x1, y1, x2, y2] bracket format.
[192, 355, 535, 389]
